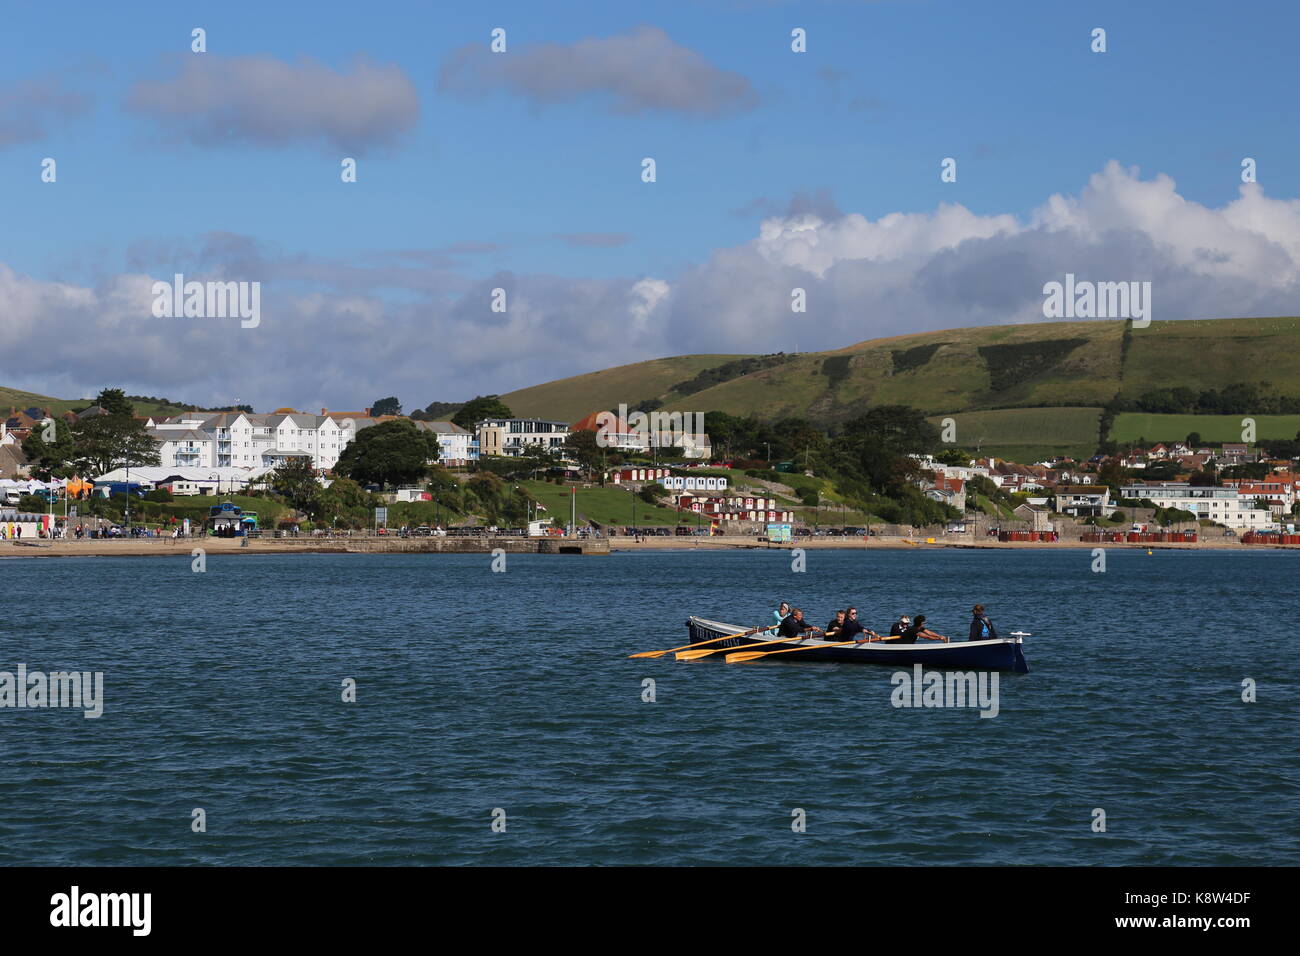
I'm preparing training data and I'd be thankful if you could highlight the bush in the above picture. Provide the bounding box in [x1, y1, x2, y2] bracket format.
[146, 489, 174, 503]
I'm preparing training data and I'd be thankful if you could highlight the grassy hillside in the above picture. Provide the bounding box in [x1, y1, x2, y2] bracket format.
[0, 386, 192, 420]
[926, 407, 1102, 461]
[1111, 413, 1300, 444]
[497, 317, 1300, 461]
[503, 354, 746, 422]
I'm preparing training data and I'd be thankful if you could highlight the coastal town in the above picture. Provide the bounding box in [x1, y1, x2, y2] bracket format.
[3, 393, 1299, 549]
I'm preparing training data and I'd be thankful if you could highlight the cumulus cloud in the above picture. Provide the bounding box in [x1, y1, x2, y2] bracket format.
[127, 55, 419, 153]
[439, 26, 759, 116]
[658, 162, 1300, 353]
[6, 163, 1300, 409]
[0, 77, 93, 147]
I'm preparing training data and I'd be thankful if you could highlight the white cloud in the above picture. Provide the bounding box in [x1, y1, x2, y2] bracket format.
[4, 163, 1300, 409]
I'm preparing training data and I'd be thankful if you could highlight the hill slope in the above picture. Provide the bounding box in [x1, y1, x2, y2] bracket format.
[504, 317, 1300, 424]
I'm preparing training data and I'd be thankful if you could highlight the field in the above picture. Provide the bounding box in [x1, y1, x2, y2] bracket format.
[925, 407, 1101, 461]
[519, 480, 686, 527]
[1111, 413, 1300, 444]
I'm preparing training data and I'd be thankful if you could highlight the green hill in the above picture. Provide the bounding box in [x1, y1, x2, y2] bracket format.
[501, 316, 1300, 460]
[0, 386, 216, 420]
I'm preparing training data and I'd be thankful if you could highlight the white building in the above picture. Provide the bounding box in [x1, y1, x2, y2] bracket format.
[1122, 482, 1274, 529]
[660, 474, 729, 492]
[93, 466, 276, 496]
[415, 421, 479, 466]
[477, 419, 570, 458]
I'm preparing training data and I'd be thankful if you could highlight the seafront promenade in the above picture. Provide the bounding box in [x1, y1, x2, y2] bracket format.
[5, 532, 1295, 558]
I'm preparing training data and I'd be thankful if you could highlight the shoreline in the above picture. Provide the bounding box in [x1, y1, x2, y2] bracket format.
[4, 534, 1296, 558]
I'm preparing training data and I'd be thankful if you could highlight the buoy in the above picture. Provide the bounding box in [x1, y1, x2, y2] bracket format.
[1146, 549, 1153, 555]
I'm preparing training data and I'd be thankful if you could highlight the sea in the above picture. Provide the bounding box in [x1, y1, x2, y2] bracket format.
[2, 548, 1295, 865]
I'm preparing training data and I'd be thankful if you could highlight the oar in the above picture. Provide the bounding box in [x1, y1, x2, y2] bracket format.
[676, 632, 816, 660]
[726, 632, 897, 664]
[628, 624, 767, 659]
[727, 639, 859, 663]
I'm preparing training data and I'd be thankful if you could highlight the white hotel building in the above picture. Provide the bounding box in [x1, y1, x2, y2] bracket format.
[1122, 482, 1274, 530]
[148, 411, 478, 474]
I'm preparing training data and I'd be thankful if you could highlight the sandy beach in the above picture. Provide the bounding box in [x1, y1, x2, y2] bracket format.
[5, 532, 1294, 558]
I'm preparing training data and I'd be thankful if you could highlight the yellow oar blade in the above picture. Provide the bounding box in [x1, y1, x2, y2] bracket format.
[724, 651, 767, 663]
[677, 630, 815, 661]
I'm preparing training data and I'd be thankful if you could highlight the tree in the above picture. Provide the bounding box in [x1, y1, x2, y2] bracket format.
[71, 414, 160, 476]
[562, 428, 603, 479]
[1185, 431, 1202, 447]
[269, 457, 321, 516]
[452, 395, 513, 431]
[370, 396, 402, 417]
[835, 405, 940, 494]
[334, 419, 438, 489]
[316, 476, 375, 528]
[21, 417, 77, 479]
[93, 388, 135, 417]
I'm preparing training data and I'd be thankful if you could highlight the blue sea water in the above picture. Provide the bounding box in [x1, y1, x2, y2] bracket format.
[1, 548, 1295, 865]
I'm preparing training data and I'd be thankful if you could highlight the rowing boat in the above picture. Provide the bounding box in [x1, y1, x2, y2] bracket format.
[684, 616, 1030, 673]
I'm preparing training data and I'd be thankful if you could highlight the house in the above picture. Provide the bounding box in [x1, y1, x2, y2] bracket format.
[1053, 484, 1114, 517]
[1218, 443, 1252, 464]
[1122, 482, 1273, 529]
[922, 476, 967, 512]
[572, 410, 713, 459]
[0, 444, 28, 479]
[1013, 503, 1054, 531]
[413, 421, 479, 466]
[476, 418, 570, 458]
[1221, 477, 1298, 515]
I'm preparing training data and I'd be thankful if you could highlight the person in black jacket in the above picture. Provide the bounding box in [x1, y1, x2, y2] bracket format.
[968, 605, 998, 642]
[897, 615, 949, 644]
[777, 608, 820, 640]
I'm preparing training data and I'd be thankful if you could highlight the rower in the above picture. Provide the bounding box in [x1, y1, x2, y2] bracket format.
[889, 614, 911, 637]
[769, 601, 791, 634]
[777, 608, 820, 640]
[896, 614, 949, 644]
[968, 604, 999, 642]
[841, 606, 879, 643]
[824, 609, 847, 640]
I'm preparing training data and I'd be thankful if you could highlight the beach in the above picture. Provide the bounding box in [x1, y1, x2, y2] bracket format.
[5, 531, 1293, 558]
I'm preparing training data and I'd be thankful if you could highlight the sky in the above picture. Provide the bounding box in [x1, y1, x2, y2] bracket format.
[3, 0, 1300, 413]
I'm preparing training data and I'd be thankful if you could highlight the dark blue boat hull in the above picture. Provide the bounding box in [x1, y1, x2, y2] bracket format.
[686, 617, 1029, 673]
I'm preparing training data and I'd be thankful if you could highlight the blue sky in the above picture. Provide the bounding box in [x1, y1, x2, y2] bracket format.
[2, 0, 1299, 410]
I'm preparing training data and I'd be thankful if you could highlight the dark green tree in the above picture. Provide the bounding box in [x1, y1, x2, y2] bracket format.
[92, 388, 135, 417]
[452, 395, 513, 431]
[71, 414, 160, 476]
[21, 417, 77, 479]
[370, 396, 402, 417]
[334, 419, 438, 489]
[269, 457, 321, 516]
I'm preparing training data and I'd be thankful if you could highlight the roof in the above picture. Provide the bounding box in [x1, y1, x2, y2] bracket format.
[414, 420, 471, 436]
